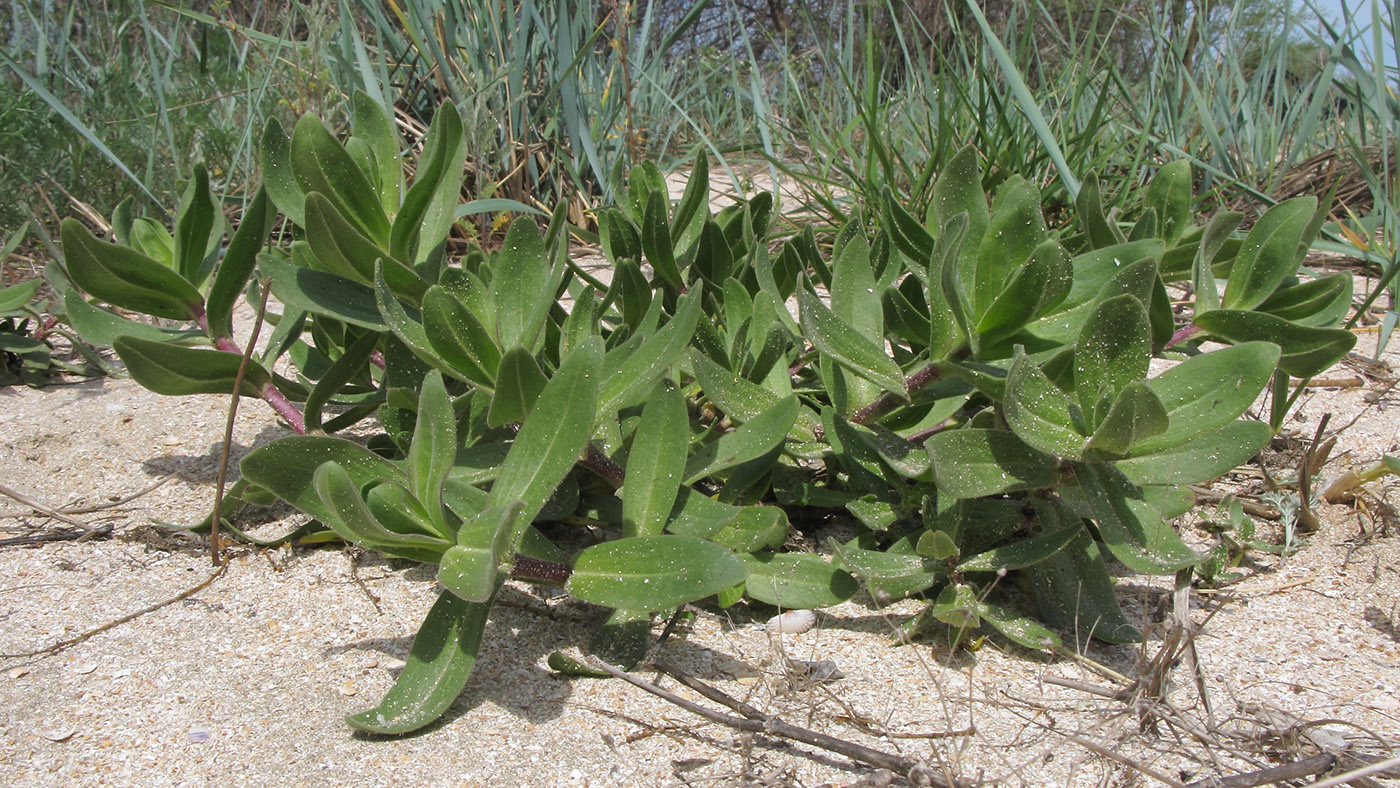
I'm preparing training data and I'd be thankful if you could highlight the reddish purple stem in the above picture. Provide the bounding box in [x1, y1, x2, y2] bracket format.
[1168, 323, 1203, 348]
[193, 304, 306, 434]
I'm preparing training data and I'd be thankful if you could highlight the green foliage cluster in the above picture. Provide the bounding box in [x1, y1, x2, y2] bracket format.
[54, 98, 1353, 733]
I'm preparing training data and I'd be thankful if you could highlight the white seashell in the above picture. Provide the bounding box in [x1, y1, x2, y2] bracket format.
[765, 609, 817, 634]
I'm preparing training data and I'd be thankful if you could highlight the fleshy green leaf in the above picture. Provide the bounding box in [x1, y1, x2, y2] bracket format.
[491, 217, 556, 352]
[743, 552, 859, 609]
[173, 164, 221, 286]
[974, 176, 1046, 316]
[706, 507, 789, 552]
[665, 487, 744, 539]
[1255, 272, 1353, 327]
[799, 287, 907, 400]
[346, 588, 497, 734]
[1221, 196, 1316, 311]
[979, 600, 1062, 651]
[1003, 347, 1085, 459]
[60, 219, 202, 321]
[1192, 309, 1356, 377]
[690, 349, 818, 440]
[487, 335, 602, 524]
[930, 583, 981, 630]
[62, 289, 201, 347]
[622, 387, 688, 537]
[933, 146, 989, 282]
[684, 396, 798, 484]
[1144, 161, 1193, 246]
[351, 90, 402, 218]
[261, 252, 385, 329]
[391, 102, 466, 265]
[1076, 172, 1124, 249]
[1133, 342, 1279, 454]
[1186, 212, 1243, 304]
[926, 428, 1059, 499]
[313, 462, 450, 561]
[598, 285, 702, 417]
[422, 284, 499, 388]
[1074, 293, 1151, 420]
[438, 503, 525, 603]
[242, 435, 406, 525]
[1027, 512, 1140, 643]
[112, 336, 270, 397]
[206, 187, 273, 339]
[641, 189, 683, 290]
[409, 371, 456, 533]
[0, 278, 41, 314]
[487, 347, 548, 427]
[567, 536, 749, 611]
[260, 118, 306, 225]
[959, 523, 1082, 573]
[833, 539, 941, 580]
[1113, 420, 1271, 486]
[671, 149, 709, 252]
[1074, 462, 1202, 574]
[291, 114, 391, 244]
[1082, 382, 1169, 458]
[977, 239, 1072, 344]
[883, 185, 934, 266]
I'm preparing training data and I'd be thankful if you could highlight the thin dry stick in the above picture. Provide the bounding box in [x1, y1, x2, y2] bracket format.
[210, 284, 273, 566]
[589, 656, 963, 788]
[1058, 732, 1188, 788]
[1183, 753, 1341, 788]
[1306, 753, 1400, 788]
[0, 561, 227, 659]
[0, 525, 113, 547]
[1297, 412, 1332, 532]
[0, 474, 171, 519]
[0, 483, 99, 533]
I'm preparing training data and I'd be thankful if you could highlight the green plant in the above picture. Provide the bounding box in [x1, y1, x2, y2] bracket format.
[56, 96, 1353, 734]
[0, 224, 108, 385]
[1194, 494, 1298, 585]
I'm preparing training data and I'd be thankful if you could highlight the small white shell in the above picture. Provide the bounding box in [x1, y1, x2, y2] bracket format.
[765, 609, 817, 634]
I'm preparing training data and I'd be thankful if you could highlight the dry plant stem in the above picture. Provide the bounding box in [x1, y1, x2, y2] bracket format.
[1182, 753, 1346, 788]
[1307, 753, 1400, 787]
[1188, 486, 1282, 520]
[0, 475, 171, 518]
[210, 285, 273, 566]
[0, 524, 113, 547]
[595, 657, 963, 788]
[0, 562, 228, 659]
[1058, 732, 1187, 788]
[0, 483, 100, 535]
[1297, 413, 1332, 533]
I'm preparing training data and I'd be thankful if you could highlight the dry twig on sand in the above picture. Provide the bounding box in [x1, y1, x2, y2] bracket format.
[589, 655, 967, 787]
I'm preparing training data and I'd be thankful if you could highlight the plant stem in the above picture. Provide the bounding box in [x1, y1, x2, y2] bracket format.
[510, 554, 571, 584]
[851, 361, 944, 425]
[211, 285, 273, 565]
[1168, 323, 1202, 347]
[192, 303, 305, 435]
[582, 442, 626, 487]
[261, 384, 306, 434]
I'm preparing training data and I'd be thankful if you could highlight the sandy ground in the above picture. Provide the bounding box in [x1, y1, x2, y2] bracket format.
[2, 256, 1399, 786]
